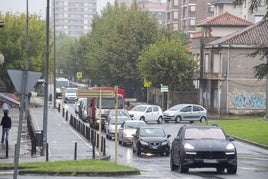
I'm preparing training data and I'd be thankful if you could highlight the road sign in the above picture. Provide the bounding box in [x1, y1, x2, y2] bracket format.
[161, 85, 168, 93]
[76, 72, 82, 79]
[8, 69, 42, 94]
[77, 89, 115, 98]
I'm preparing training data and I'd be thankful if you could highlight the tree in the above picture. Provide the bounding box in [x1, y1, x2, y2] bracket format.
[233, 0, 268, 79]
[55, 33, 75, 78]
[76, 3, 160, 98]
[0, 12, 46, 92]
[138, 33, 197, 91]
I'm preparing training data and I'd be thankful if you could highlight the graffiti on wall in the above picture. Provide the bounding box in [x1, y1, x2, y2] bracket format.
[231, 93, 266, 109]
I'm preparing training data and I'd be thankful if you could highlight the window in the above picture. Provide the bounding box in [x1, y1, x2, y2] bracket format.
[190, 5, 196, 12]
[213, 54, 220, 73]
[190, 19, 195, 25]
[173, 11, 178, 19]
[205, 54, 210, 73]
[174, 0, 179, 6]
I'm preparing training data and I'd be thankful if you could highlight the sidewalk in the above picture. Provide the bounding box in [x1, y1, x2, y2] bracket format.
[0, 94, 94, 164]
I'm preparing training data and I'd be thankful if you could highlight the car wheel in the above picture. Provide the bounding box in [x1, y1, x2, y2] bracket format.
[136, 146, 141, 156]
[140, 116, 145, 122]
[217, 167, 225, 173]
[178, 155, 188, 173]
[200, 116, 208, 125]
[157, 116, 163, 124]
[122, 140, 126, 146]
[170, 154, 178, 171]
[227, 165, 237, 174]
[175, 116, 181, 123]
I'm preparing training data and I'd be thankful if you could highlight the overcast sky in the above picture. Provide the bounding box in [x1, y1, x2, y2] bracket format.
[0, 0, 114, 18]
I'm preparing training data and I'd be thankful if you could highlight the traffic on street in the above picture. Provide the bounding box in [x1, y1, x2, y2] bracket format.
[61, 100, 268, 179]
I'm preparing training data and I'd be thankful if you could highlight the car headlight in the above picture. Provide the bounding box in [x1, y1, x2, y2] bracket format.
[226, 143, 235, 150]
[184, 143, 195, 149]
[123, 133, 132, 138]
[140, 140, 149, 146]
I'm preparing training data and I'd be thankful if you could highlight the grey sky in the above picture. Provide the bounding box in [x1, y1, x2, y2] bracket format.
[0, 0, 114, 18]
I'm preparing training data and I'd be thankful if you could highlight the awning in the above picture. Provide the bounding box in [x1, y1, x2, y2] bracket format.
[0, 93, 20, 107]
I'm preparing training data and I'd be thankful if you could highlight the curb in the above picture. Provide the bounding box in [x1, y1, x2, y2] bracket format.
[18, 170, 140, 177]
[232, 136, 268, 150]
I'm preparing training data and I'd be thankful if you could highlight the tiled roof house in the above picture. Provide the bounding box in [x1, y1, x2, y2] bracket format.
[192, 12, 267, 115]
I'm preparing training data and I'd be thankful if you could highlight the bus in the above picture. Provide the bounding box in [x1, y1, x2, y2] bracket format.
[56, 77, 69, 98]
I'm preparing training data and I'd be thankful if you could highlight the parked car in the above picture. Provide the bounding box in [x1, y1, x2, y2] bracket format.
[63, 87, 78, 103]
[163, 104, 207, 123]
[75, 98, 86, 114]
[105, 109, 131, 139]
[128, 104, 163, 124]
[118, 120, 146, 146]
[170, 125, 237, 174]
[132, 126, 171, 156]
[79, 101, 87, 122]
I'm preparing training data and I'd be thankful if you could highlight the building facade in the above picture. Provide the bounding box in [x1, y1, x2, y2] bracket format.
[51, 0, 97, 38]
[167, 0, 214, 33]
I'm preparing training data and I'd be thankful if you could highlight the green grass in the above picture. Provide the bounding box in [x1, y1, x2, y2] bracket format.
[208, 118, 268, 146]
[0, 159, 140, 173]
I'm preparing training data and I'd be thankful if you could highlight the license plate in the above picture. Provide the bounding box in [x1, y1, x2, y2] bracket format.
[152, 146, 158, 149]
[204, 159, 217, 164]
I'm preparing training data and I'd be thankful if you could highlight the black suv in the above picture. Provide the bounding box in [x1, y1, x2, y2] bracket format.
[170, 125, 237, 174]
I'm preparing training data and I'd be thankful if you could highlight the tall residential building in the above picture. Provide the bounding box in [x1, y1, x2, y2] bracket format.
[211, 0, 266, 23]
[167, 0, 214, 33]
[51, 0, 97, 38]
[118, 0, 167, 27]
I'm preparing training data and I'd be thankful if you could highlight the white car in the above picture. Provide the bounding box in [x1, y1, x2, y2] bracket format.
[63, 87, 78, 103]
[163, 104, 207, 123]
[118, 120, 146, 146]
[128, 104, 163, 124]
[75, 98, 87, 113]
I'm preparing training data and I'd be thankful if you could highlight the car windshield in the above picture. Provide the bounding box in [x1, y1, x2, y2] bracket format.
[140, 128, 166, 137]
[65, 88, 76, 93]
[131, 105, 147, 112]
[110, 117, 128, 124]
[125, 122, 145, 129]
[184, 128, 226, 140]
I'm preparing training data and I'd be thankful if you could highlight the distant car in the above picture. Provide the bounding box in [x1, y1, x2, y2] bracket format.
[118, 120, 146, 146]
[163, 104, 207, 123]
[63, 87, 78, 103]
[105, 109, 131, 139]
[170, 125, 237, 174]
[79, 102, 87, 122]
[132, 126, 171, 156]
[75, 98, 86, 114]
[128, 104, 163, 124]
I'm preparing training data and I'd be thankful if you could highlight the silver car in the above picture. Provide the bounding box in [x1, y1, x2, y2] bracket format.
[163, 104, 207, 123]
[118, 120, 146, 146]
[105, 109, 131, 140]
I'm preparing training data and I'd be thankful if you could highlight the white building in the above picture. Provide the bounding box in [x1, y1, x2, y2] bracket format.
[51, 0, 97, 38]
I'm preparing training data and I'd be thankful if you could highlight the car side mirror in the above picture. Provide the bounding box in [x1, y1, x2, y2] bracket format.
[228, 136, 235, 141]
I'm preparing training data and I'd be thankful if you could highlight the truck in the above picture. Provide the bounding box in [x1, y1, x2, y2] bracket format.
[85, 87, 125, 129]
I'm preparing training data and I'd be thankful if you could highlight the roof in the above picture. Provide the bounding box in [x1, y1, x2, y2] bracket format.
[196, 12, 253, 27]
[207, 19, 268, 46]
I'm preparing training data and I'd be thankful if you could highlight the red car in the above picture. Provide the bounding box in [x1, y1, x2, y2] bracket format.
[0, 92, 20, 107]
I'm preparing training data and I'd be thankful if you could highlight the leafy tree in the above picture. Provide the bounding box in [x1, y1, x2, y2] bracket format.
[77, 3, 160, 98]
[138, 33, 197, 91]
[55, 33, 75, 79]
[0, 12, 46, 92]
[233, 0, 268, 79]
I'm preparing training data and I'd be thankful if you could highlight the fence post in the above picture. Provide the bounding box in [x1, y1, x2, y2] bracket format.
[74, 142, 77, 160]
